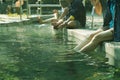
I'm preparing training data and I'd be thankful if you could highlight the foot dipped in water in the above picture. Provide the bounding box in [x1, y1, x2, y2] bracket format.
[65, 49, 82, 56]
[51, 22, 59, 29]
[51, 20, 63, 29]
[37, 16, 43, 24]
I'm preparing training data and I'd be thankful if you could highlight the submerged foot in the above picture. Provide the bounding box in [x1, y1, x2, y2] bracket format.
[51, 22, 59, 29]
[38, 16, 43, 24]
[65, 50, 81, 56]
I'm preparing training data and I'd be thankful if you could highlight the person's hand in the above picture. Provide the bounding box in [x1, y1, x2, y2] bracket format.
[51, 20, 62, 29]
[51, 22, 58, 29]
[58, 21, 67, 29]
[53, 9, 58, 14]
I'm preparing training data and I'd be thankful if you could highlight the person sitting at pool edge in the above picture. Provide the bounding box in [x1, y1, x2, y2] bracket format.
[74, 0, 120, 53]
[15, 0, 24, 14]
[52, 0, 86, 29]
[38, 0, 69, 24]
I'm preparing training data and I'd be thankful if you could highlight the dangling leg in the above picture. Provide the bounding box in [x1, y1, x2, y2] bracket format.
[74, 29, 103, 52]
[80, 28, 113, 52]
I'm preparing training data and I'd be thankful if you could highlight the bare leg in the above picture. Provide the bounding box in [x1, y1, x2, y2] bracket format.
[74, 29, 103, 52]
[67, 21, 77, 28]
[43, 18, 58, 23]
[80, 28, 114, 52]
[38, 11, 58, 24]
[57, 20, 80, 29]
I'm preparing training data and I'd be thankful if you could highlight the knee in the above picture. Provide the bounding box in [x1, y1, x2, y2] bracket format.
[91, 34, 102, 43]
[89, 33, 94, 38]
[87, 33, 95, 40]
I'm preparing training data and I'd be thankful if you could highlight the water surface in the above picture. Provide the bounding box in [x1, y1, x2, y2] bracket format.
[0, 23, 119, 80]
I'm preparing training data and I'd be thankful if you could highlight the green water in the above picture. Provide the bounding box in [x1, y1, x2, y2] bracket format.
[0, 23, 119, 80]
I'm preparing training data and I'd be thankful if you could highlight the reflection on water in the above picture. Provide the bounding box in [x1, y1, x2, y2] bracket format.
[0, 24, 119, 80]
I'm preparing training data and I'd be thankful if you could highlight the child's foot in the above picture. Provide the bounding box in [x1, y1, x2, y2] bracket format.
[38, 16, 43, 24]
[51, 22, 60, 29]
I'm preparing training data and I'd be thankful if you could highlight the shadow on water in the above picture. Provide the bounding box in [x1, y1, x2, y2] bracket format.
[0, 23, 119, 80]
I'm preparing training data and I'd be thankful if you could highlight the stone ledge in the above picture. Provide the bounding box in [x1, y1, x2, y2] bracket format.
[105, 42, 120, 67]
[67, 29, 95, 44]
[0, 14, 39, 27]
[0, 19, 31, 27]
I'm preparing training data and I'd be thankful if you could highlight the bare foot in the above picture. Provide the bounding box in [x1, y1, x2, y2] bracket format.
[38, 16, 43, 24]
[51, 21, 59, 29]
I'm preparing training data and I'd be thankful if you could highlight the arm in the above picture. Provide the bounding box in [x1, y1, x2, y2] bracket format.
[59, 7, 69, 19]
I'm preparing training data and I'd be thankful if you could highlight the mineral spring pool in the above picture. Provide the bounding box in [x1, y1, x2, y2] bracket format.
[0, 23, 119, 80]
